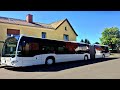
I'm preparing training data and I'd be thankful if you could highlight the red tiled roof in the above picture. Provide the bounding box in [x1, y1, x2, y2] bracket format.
[0, 16, 54, 29]
[0, 16, 78, 36]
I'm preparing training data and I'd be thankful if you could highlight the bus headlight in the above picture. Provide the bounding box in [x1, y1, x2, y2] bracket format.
[11, 61, 18, 64]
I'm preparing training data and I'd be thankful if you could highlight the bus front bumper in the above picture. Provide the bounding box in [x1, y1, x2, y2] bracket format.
[0, 57, 18, 67]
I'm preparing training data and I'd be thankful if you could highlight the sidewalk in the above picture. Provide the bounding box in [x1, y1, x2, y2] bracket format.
[109, 53, 120, 58]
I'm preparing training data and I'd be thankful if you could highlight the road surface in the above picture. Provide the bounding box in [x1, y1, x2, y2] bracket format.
[0, 55, 120, 79]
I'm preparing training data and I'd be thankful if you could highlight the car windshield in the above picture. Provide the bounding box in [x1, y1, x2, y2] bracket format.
[2, 36, 19, 57]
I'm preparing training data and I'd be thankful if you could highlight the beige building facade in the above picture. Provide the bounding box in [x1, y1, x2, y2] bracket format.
[0, 14, 78, 55]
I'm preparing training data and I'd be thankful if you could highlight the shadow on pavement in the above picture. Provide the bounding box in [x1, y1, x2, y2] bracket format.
[5, 57, 118, 72]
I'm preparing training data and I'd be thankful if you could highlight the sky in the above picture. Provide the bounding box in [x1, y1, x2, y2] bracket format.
[0, 11, 120, 44]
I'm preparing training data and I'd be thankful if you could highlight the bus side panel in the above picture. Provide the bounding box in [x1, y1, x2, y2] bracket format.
[21, 55, 42, 67]
[105, 53, 110, 57]
[42, 54, 82, 64]
[95, 49, 103, 58]
[37, 53, 91, 64]
[21, 57, 34, 67]
[54, 54, 68, 63]
[14, 57, 23, 67]
[55, 54, 78, 63]
[41, 54, 56, 64]
[95, 54, 102, 58]
[54, 53, 90, 63]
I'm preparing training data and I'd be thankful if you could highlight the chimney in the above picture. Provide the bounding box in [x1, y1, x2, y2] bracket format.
[26, 14, 33, 23]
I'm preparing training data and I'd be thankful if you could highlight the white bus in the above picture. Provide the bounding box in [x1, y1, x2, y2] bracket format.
[93, 44, 110, 58]
[1, 35, 90, 67]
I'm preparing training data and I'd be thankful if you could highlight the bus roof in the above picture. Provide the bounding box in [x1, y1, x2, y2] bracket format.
[93, 44, 108, 47]
[19, 34, 88, 45]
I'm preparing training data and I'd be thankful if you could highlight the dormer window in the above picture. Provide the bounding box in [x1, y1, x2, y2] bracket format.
[65, 27, 67, 31]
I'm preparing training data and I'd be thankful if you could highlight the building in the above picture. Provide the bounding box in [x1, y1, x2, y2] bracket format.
[0, 14, 78, 55]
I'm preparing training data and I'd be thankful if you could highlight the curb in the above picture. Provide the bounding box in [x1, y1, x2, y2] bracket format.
[0, 66, 3, 68]
[109, 55, 120, 58]
[0, 65, 5, 68]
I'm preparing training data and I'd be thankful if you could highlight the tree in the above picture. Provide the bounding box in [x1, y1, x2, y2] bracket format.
[100, 27, 120, 51]
[84, 39, 91, 44]
[80, 39, 84, 42]
[94, 42, 100, 44]
[80, 39, 91, 44]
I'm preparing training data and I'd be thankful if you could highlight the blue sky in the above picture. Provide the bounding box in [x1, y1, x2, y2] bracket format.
[0, 11, 120, 44]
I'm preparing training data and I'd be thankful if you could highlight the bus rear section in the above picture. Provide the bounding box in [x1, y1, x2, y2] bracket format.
[89, 44, 110, 59]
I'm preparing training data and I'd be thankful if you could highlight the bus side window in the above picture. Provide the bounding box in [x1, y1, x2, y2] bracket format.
[22, 43, 30, 56]
[29, 42, 40, 56]
[57, 46, 65, 54]
[42, 46, 50, 54]
[49, 47, 55, 53]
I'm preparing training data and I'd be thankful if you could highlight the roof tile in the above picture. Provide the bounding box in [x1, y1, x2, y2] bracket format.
[0, 16, 66, 29]
[0, 16, 77, 36]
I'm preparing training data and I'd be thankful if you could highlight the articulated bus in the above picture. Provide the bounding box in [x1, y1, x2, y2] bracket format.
[1, 35, 91, 67]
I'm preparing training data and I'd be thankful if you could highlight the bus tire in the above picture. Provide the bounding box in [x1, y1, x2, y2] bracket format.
[45, 57, 55, 65]
[102, 54, 105, 58]
[84, 55, 88, 60]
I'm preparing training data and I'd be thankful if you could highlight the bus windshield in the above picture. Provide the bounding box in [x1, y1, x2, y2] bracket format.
[2, 36, 19, 57]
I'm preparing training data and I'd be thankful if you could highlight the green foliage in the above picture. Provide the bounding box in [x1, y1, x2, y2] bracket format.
[84, 39, 89, 44]
[80, 39, 84, 42]
[94, 42, 100, 44]
[100, 27, 120, 45]
[81, 39, 91, 44]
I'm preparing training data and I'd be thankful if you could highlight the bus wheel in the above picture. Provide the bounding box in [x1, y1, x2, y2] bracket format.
[45, 58, 55, 65]
[84, 55, 88, 60]
[102, 54, 105, 58]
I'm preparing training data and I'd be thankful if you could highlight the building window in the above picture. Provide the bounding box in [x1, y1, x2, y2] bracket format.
[42, 32, 46, 38]
[65, 27, 67, 31]
[7, 29, 20, 38]
[64, 34, 69, 41]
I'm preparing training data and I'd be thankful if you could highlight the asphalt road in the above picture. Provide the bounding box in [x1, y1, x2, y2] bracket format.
[0, 56, 120, 79]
